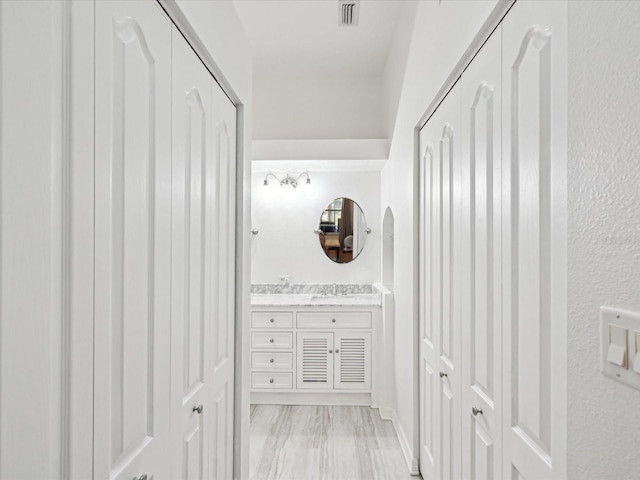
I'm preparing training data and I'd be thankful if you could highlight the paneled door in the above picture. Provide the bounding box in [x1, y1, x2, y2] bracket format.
[210, 83, 237, 480]
[170, 30, 214, 480]
[418, 116, 438, 480]
[93, 2, 172, 479]
[419, 84, 462, 480]
[460, 31, 503, 480]
[501, 1, 567, 478]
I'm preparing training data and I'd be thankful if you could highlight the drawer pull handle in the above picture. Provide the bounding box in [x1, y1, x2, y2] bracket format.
[269, 338, 274, 343]
[269, 318, 275, 323]
[269, 378, 274, 384]
[332, 318, 336, 323]
[193, 404, 203, 414]
[269, 358, 274, 363]
[328, 349, 333, 354]
[472, 407, 483, 416]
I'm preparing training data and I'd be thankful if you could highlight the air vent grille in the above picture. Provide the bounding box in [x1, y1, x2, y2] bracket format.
[338, 0, 360, 26]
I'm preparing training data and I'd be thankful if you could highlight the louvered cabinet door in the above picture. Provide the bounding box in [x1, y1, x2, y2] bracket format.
[334, 332, 371, 391]
[296, 332, 334, 389]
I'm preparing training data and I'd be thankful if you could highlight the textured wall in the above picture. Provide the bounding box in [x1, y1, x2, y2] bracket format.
[568, 1, 640, 478]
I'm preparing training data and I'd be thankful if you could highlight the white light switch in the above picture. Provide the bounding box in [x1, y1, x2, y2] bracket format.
[601, 306, 640, 391]
[607, 324, 627, 367]
[634, 332, 640, 374]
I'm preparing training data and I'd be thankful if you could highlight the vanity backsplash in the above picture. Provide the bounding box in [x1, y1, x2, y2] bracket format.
[251, 283, 374, 295]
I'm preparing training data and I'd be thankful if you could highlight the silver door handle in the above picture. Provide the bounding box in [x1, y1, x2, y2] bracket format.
[133, 475, 148, 480]
[472, 407, 483, 416]
[193, 404, 203, 414]
[439, 372, 447, 378]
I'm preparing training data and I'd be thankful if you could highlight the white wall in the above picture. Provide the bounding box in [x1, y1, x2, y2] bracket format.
[567, 1, 640, 477]
[253, 75, 386, 140]
[251, 169, 381, 285]
[380, 0, 499, 465]
[176, 0, 252, 103]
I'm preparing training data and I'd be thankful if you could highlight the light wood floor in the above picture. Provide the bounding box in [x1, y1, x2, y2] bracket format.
[250, 405, 421, 480]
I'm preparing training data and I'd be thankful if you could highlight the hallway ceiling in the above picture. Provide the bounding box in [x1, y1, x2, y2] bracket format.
[232, 0, 403, 78]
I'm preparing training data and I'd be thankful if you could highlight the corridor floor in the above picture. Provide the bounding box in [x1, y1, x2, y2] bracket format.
[250, 404, 421, 480]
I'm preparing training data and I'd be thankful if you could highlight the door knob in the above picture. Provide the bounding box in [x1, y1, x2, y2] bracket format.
[472, 407, 483, 416]
[439, 371, 447, 378]
[133, 474, 148, 480]
[193, 404, 203, 414]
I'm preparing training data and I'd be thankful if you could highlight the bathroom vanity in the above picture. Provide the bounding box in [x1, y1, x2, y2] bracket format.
[250, 286, 382, 406]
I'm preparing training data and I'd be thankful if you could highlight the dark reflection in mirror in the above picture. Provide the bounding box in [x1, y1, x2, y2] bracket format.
[318, 198, 367, 264]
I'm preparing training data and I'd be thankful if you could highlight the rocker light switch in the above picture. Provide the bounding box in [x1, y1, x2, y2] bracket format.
[607, 324, 627, 367]
[634, 332, 640, 374]
[601, 306, 640, 391]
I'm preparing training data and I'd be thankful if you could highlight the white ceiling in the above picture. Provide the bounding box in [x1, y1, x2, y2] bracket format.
[232, 0, 403, 78]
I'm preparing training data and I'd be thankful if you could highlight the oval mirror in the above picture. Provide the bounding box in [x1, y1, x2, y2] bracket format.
[317, 197, 367, 264]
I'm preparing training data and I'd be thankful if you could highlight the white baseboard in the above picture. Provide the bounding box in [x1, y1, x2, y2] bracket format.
[251, 391, 370, 406]
[378, 406, 394, 421]
[388, 409, 420, 476]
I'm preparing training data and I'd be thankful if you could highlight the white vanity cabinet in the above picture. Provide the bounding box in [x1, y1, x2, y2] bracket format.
[250, 305, 381, 406]
[296, 330, 371, 391]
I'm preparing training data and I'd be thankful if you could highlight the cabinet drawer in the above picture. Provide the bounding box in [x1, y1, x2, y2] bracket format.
[297, 312, 371, 329]
[251, 331, 293, 349]
[251, 311, 293, 329]
[251, 372, 293, 389]
[251, 352, 293, 370]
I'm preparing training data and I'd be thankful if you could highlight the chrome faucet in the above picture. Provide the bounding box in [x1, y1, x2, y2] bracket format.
[332, 283, 337, 296]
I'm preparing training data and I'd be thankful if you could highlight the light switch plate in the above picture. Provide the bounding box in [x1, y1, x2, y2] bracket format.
[601, 306, 640, 391]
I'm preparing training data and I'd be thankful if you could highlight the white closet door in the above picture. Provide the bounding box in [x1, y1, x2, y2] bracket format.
[460, 30, 502, 480]
[93, 2, 172, 479]
[418, 118, 439, 480]
[170, 30, 213, 480]
[419, 84, 463, 480]
[501, 1, 567, 479]
[436, 85, 463, 480]
[210, 84, 237, 480]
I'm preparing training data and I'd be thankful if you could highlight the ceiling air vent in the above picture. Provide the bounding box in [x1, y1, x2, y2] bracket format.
[338, 0, 360, 26]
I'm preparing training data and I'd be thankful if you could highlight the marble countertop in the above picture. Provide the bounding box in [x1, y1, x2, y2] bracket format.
[251, 293, 382, 307]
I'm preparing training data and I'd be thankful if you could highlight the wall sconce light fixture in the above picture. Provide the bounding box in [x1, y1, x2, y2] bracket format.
[263, 171, 311, 188]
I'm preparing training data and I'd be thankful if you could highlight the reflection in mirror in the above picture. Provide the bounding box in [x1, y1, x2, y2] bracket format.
[318, 198, 367, 264]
